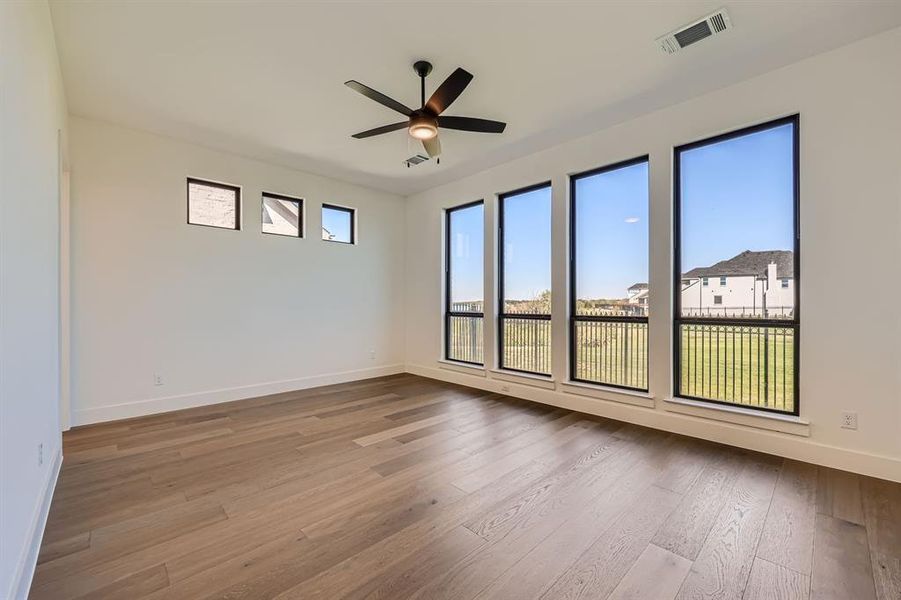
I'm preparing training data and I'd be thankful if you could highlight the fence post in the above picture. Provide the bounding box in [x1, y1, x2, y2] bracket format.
[763, 327, 770, 407]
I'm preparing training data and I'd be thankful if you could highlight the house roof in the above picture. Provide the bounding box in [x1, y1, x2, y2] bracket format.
[628, 283, 648, 291]
[683, 250, 794, 279]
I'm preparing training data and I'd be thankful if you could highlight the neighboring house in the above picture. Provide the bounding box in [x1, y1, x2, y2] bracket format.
[681, 250, 794, 318]
[627, 283, 649, 315]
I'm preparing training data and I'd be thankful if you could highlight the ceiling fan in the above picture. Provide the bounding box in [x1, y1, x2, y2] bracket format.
[345, 61, 506, 160]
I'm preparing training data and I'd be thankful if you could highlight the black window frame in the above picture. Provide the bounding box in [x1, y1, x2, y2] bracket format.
[186, 177, 241, 231]
[569, 155, 650, 392]
[497, 181, 553, 377]
[321, 203, 356, 244]
[444, 200, 485, 366]
[261, 191, 303, 238]
[673, 114, 800, 416]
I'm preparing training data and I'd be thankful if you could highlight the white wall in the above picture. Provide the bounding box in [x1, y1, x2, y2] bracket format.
[0, 1, 69, 597]
[404, 27, 901, 482]
[69, 117, 406, 425]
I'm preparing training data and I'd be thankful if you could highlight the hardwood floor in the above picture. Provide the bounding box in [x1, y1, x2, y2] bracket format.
[32, 374, 900, 600]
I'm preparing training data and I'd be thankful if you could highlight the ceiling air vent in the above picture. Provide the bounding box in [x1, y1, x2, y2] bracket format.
[403, 154, 429, 168]
[657, 8, 732, 54]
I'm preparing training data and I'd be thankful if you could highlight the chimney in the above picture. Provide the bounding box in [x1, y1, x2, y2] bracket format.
[767, 262, 778, 290]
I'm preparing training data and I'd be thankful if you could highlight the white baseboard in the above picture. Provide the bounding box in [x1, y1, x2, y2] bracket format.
[72, 364, 405, 426]
[406, 363, 901, 483]
[8, 448, 62, 600]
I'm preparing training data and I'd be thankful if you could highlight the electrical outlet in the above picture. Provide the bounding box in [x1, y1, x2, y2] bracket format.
[153, 373, 164, 386]
[38, 443, 43, 466]
[369, 350, 376, 361]
[841, 411, 858, 430]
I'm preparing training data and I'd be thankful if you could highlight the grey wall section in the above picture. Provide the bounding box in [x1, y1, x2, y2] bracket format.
[0, 1, 69, 597]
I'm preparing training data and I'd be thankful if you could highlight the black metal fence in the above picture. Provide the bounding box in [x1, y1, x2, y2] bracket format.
[678, 322, 795, 413]
[572, 319, 648, 390]
[447, 314, 484, 364]
[501, 316, 552, 375]
[681, 306, 793, 319]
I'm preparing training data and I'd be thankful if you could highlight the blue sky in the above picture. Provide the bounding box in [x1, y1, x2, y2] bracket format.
[574, 161, 648, 299]
[502, 186, 552, 301]
[680, 123, 794, 273]
[448, 122, 794, 303]
[322, 206, 352, 242]
[449, 203, 484, 305]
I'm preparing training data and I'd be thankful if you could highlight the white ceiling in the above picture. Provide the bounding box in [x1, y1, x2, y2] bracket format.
[50, 1, 901, 195]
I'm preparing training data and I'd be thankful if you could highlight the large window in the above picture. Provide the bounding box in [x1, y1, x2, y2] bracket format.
[187, 178, 240, 230]
[674, 115, 799, 414]
[571, 157, 649, 390]
[445, 201, 484, 364]
[499, 183, 552, 375]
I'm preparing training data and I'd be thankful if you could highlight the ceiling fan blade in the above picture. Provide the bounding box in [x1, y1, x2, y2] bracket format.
[438, 116, 506, 134]
[425, 68, 473, 115]
[422, 136, 441, 158]
[345, 80, 413, 116]
[351, 121, 409, 139]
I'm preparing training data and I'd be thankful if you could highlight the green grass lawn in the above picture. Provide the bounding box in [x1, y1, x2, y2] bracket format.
[679, 324, 795, 412]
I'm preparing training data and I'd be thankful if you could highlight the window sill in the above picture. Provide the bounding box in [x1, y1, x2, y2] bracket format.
[664, 396, 810, 437]
[560, 381, 655, 408]
[489, 369, 556, 390]
[438, 360, 487, 377]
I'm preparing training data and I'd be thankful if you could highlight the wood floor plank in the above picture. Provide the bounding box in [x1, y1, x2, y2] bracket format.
[341, 527, 486, 600]
[530, 484, 682, 600]
[652, 438, 713, 495]
[674, 455, 781, 600]
[36, 531, 91, 565]
[31, 375, 900, 600]
[652, 448, 746, 561]
[757, 459, 818, 575]
[816, 467, 865, 525]
[607, 543, 693, 600]
[278, 435, 635, 600]
[414, 435, 674, 600]
[870, 552, 901, 600]
[77, 564, 170, 600]
[743, 557, 810, 600]
[353, 414, 457, 447]
[810, 513, 876, 600]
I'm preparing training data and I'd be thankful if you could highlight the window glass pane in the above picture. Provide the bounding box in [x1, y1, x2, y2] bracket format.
[262, 194, 301, 237]
[574, 161, 648, 316]
[188, 179, 239, 229]
[680, 123, 794, 319]
[572, 159, 648, 390]
[676, 119, 797, 415]
[322, 205, 353, 243]
[500, 184, 551, 375]
[448, 203, 483, 312]
[446, 202, 484, 364]
[502, 185, 551, 314]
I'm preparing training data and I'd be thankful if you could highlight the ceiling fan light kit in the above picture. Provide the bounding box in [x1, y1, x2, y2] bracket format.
[408, 114, 438, 140]
[345, 60, 506, 162]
